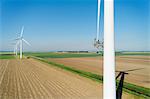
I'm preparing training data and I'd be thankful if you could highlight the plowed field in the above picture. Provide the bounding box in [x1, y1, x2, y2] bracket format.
[0, 59, 136, 99]
[49, 56, 150, 88]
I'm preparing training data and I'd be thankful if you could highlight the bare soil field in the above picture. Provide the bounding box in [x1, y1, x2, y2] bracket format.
[49, 55, 150, 88]
[0, 59, 137, 99]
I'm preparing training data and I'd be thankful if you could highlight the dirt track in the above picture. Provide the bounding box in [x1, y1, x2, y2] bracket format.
[49, 56, 150, 88]
[0, 59, 137, 99]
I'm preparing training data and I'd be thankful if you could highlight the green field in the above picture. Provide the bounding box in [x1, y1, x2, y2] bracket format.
[0, 52, 14, 54]
[25, 51, 150, 59]
[1, 51, 150, 98]
[25, 52, 100, 58]
[28, 51, 150, 98]
[0, 55, 15, 59]
[0, 53, 15, 59]
[1, 51, 149, 59]
[116, 52, 150, 56]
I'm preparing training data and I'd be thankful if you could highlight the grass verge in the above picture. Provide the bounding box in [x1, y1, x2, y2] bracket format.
[25, 52, 101, 58]
[0, 54, 15, 59]
[31, 56, 150, 98]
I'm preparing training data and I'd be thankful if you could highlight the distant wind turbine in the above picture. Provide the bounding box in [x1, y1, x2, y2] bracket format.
[16, 26, 31, 59]
[14, 41, 19, 56]
[9, 42, 18, 56]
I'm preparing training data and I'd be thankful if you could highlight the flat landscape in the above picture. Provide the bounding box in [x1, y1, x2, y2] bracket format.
[0, 52, 150, 99]
[0, 58, 137, 99]
[49, 55, 150, 88]
[0, 59, 101, 99]
[1, 0, 149, 98]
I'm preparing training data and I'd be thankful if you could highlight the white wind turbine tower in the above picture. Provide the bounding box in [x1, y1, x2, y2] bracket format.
[16, 26, 31, 59]
[12, 43, 16, 55]
[94, 0, 116, 99]
[104, 0, 116, 99]
[13, 44, 16, 55]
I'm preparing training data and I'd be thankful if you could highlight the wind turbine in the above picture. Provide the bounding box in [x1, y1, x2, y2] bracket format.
[94, 0, 116, 99]
[14, 41, 19, 56]
[103, 0, 116, 99]
[13, 44, 16, 55]
[16, 26, 31, 59]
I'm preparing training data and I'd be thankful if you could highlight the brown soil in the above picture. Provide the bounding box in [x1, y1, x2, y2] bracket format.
[0, 59, 138, 99]
[49, 56, 150, 88]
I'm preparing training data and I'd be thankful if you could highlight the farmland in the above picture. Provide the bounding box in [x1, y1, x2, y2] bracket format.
[48, 56, 150, 88]
[27, 52, 150, 97]
[25, 52, 150, 88]
[24, 52, 100, 58]
[0, 58, 137, 99]
[0, 53, 15, 59]
[0, 52, 149, 98]
[0, 59, 101, 98]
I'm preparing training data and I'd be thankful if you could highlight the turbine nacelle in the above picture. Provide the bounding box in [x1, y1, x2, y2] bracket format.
[94, 38, 103, 49]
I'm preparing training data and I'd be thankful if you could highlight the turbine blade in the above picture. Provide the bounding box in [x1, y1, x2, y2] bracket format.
[124, 68, 144, 72]
[116, 72, 122, 79]
[22, 39, 31, 46]
[116, 68, 144, 73]
[96, 0, 101, 41]
[20, 26, 24, 37]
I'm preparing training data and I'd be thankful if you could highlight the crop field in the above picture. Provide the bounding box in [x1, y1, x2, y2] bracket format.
[28, 52, 150, 97]
[25, 52, 150, 58]
[25, 52, 150, 98]
[25, 52, 100, 58]
[48, 56, 150, 88]
[0, 52, 149, 98]
[0, 53, 15, 59]
[0, 58, 138, 99]
[116, 52, 150, 56]
[0, 59, 101, 98]
[26, 52, 150, 88]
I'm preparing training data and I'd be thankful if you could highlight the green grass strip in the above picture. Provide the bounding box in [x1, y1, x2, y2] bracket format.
[0, 55, 15, 59]
[31, 56, 150, 98]
[116, 81, 150, 98]
[25, 52, 101, 58]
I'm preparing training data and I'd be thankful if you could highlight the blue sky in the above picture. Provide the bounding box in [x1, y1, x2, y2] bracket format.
[0, 0, 149, 51]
